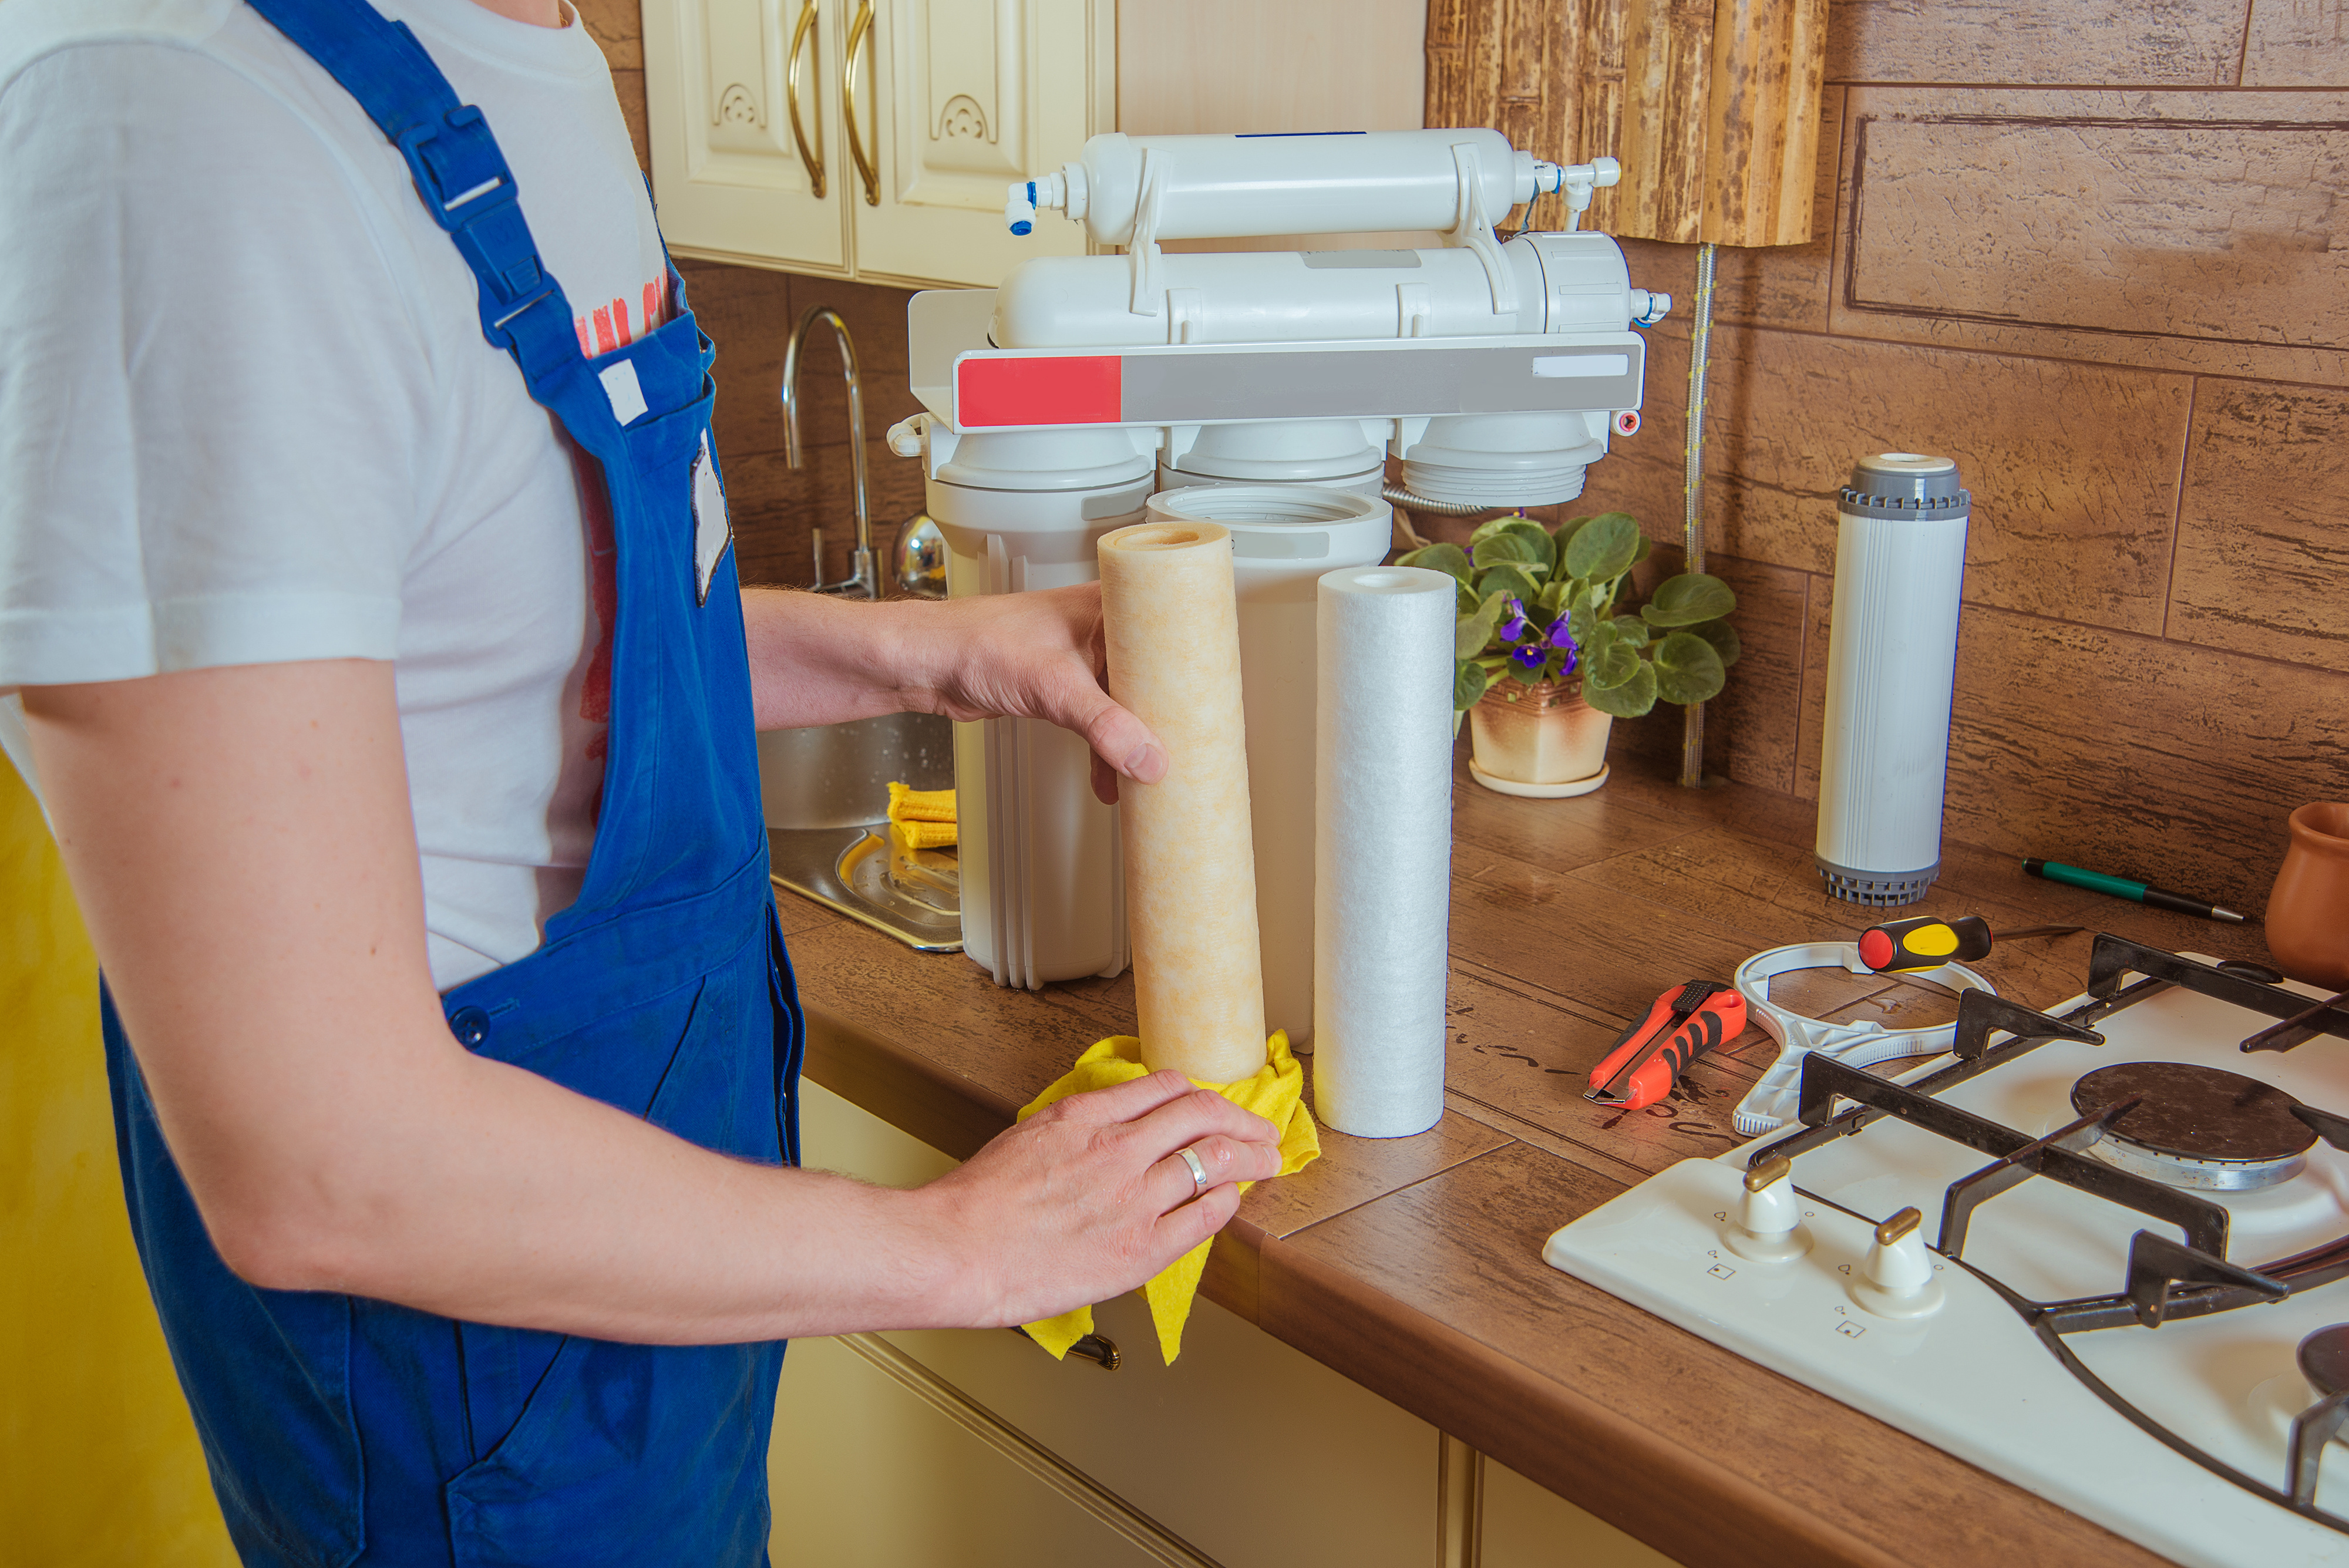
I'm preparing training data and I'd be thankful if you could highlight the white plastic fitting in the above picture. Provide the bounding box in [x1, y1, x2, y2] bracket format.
[1724, 1155, 1812, 1263]
[1852, 1207, 1946, 1319]
[1550, 155, 1621, 230]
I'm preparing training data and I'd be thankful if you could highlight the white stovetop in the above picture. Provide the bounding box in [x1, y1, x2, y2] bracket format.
[1544, 969, 2349, 1568]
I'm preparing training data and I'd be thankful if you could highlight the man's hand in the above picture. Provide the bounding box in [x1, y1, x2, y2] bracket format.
[741, 585, 1167, 803]
[918, 1074, 1283, 1328]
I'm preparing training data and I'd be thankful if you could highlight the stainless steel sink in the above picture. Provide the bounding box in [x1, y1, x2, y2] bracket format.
[760, 711, 961, 951]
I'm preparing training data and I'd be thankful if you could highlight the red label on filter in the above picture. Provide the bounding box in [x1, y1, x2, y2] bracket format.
[956, 355, 1121, 427]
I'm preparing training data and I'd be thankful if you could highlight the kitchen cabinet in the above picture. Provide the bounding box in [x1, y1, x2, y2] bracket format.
[641, 0, 1429, 285]
[642, 0, 1110, 287]
[775, 1076, 1681, 1567]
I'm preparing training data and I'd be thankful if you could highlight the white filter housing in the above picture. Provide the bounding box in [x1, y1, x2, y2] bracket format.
[1141, 485, 1393, 1049]
[1815, 453, 1972, 907]
[927, 428, 1152, 986]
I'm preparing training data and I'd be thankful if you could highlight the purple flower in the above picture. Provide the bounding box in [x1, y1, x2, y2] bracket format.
[1510, 644, 1546, 672]
[1497, 597, 1528, 641]
[1555, 645, 1579, 678]
[1543, 616, 1577, 651]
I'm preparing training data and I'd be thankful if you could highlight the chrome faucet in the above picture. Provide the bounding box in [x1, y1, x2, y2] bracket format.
[781, 304, 878, 599]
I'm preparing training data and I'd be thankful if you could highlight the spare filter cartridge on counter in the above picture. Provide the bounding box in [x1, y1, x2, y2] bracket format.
[1098, 520, 1268, 1084]
[1314, 566, 1456, 1138]
[1142, 483, 1392, 1052]
[1815, 453, 1972, 907]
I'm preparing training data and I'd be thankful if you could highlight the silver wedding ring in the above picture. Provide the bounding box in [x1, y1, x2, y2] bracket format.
[1174, 1145, 1210, 1199]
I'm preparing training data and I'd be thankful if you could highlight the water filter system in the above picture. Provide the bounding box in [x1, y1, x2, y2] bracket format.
[886, 127, 1674, 1013]
[1814, 453, 1973, 907]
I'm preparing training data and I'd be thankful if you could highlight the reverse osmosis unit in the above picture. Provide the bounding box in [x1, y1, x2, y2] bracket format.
[886, 127, 1672, 1044]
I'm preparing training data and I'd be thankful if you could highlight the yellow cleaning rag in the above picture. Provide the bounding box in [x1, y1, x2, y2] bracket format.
[1017, 1031, 1319, 1364]
[886, 782, 957, 852]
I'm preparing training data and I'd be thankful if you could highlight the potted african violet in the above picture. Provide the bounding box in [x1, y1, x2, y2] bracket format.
[1398, 512, 1739, 797]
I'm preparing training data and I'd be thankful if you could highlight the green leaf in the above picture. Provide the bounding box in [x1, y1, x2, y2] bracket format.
[1632, 533, 1653, 566]
[1687, 617, 1742, 669]
[1470, 516, 1556, 576]
[1651, 631, 1727, 705]
[1583, 638, 1642, 690]
[1614, 618, 1651, 649]
[1581, 660, 1657, 718]
[1452, 659, 1490, 711]
[1476, 564, 1543, 606]
[1640, 572, 1737, 627]
[1453, 590, 1509, 660]
[1398, 542, 1473, 588]
[1534, 578, 1570, 620]
[1554, 516, 1594, 554]
[1561, 512, 1641, 584]
[1470, 531, 1547, 574]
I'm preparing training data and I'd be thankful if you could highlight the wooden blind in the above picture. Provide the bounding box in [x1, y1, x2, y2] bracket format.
[1426, 0, 1829, 247]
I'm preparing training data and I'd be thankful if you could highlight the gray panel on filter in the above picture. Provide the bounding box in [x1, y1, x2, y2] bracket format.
[1119, 343, 1643, 423]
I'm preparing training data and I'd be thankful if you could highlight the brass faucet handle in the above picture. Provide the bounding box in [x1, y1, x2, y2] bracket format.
[1743, 1154, 1792, 1193]
[1875, 1207, 1923, 1247]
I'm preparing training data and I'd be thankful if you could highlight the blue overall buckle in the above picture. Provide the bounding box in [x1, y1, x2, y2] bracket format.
[394, 105, 559, 352]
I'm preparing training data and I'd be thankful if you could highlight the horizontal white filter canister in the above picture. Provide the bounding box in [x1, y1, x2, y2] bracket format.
[1140, 484, 1392, 1049]
[1036, 129, 1533, 247]
[990, 232, 1638, 349]
[1815, 453, 1972, 907]
[1313, 566, 1456, 1136]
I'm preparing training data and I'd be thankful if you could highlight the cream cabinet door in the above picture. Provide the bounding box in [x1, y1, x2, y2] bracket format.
[1478, 1458, 1684, 1568]
[793, 1076, 1442, 1568]
[769, 1334, 1193, 1568]
[840, 0, 1105, 287]
[644, 0, 850, 272]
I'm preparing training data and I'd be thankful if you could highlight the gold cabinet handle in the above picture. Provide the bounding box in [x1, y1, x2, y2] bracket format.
[843, 0, 879, 207]
[784, 0, 824, 198]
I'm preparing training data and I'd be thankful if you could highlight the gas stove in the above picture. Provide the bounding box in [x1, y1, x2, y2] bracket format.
[1543, 935, 2349, 1568]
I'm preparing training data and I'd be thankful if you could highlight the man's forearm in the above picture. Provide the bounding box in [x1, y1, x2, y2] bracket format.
[740, 587, 924, 731]
[25, 660, 1260, 1344]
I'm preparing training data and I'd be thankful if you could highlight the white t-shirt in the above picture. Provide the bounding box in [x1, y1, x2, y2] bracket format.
[0, 0, 674, 990]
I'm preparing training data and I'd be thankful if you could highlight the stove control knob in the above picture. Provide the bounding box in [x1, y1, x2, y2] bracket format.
[1725, 1155, 1811, 1263]
[1853, 1207, 1946, 1319]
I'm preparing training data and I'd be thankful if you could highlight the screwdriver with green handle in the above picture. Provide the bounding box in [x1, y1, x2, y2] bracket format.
[2022, 859, 2247, 924]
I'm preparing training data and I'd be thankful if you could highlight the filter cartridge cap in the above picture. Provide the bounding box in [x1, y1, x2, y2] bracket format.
[1841, 452, 1970, 521]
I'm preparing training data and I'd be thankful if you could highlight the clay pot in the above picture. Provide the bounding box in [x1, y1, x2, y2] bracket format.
[2267, 803, 2349, 989]
[1467, 678, 1613, 796]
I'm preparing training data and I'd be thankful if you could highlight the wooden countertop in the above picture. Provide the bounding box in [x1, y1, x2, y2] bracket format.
[775, 745, 2277, 1568]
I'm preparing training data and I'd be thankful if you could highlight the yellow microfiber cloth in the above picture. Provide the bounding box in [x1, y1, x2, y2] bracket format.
[886, 781, 957, 852]
[1017, 1030, 1319, 1365]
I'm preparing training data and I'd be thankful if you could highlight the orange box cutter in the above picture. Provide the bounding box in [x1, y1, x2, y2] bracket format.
[1584, 980, 1747, 1109]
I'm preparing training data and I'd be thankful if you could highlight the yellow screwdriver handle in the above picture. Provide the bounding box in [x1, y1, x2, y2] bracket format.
[1858, 914, 1994, 973]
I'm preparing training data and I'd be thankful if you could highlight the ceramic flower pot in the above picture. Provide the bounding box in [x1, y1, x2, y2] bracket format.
[2267, 802, 2349, 988]
[1467, 678, 1613, 798]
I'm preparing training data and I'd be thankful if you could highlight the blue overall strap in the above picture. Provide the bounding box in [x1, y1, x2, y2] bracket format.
[244, 0, 581, 386]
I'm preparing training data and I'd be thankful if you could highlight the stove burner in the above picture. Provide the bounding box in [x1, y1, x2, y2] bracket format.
[2070, 1061, 2316, 1192]
[2302, 1325, 2349, 1398]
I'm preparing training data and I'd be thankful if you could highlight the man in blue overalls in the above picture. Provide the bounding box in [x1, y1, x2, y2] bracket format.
[0, 1, 1284, 1562]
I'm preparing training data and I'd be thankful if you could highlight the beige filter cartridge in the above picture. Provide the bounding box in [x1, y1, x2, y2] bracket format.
[1098, 521, 1268, 1083]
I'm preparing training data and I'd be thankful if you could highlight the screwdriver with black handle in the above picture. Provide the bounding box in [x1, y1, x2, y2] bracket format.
[1856, 915, 2081, 974]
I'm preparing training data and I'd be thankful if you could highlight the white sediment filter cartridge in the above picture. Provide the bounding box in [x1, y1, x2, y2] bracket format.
[1313, 566, 1457, 1138]
[1143, 483, 1392, 1052]
[1815, 453, 1972, 907]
